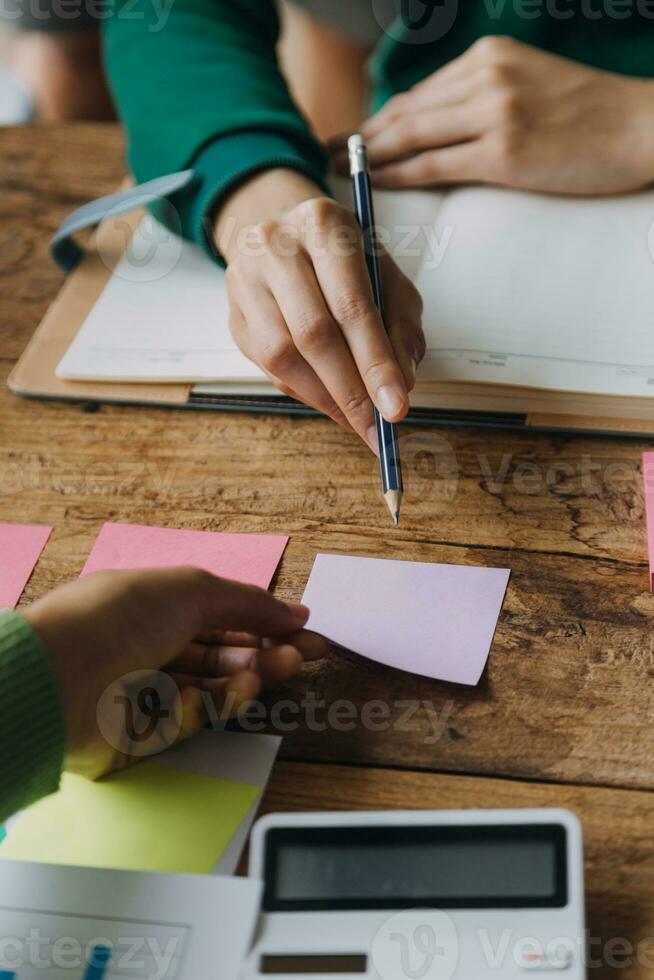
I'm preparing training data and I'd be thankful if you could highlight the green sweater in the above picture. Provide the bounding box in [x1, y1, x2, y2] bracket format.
[104, 0, 654, 257]
[0, 612, 65, 823]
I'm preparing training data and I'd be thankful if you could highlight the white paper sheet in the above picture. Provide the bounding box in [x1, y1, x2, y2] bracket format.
[0, 860, 261, 979]
[415, 186, 654, 397]
[57, 213, 259, 382]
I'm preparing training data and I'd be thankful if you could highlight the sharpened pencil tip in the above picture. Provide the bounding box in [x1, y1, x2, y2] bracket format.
[384, 489, 402, 526]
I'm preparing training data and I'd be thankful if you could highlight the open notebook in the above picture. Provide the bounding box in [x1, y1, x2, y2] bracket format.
[54, 177, 654, 423]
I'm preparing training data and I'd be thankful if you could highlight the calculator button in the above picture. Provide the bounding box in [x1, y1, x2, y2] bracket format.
[518, 948, 573, 970]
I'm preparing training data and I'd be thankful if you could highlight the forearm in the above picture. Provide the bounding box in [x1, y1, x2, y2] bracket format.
[0, 612, 65, 823]
[215, 168, 326, 262]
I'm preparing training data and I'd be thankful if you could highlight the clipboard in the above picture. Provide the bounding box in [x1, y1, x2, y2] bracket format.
[9, 175, 654, 439]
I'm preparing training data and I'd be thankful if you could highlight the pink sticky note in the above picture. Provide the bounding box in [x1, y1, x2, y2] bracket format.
[643, 453, 654, 591]
[302, 554, 510, 685]
[0, 523, 53, 609]
[81, 522, 288, 589]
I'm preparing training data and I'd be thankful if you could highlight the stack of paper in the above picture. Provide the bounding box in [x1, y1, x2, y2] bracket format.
[0, 731, 279, 875]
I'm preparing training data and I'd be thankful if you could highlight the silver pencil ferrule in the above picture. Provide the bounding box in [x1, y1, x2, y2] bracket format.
[348, 134, 368, 176]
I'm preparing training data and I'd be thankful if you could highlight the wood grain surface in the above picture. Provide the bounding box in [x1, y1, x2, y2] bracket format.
[1, 125, 653, 977]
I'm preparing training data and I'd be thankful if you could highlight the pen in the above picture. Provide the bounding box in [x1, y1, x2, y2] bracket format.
[348, 134, 404, 526]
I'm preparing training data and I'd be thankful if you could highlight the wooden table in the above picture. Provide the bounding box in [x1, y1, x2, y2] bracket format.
[1, 124, 653, 978]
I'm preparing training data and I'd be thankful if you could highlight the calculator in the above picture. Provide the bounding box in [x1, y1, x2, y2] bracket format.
[244, 809, 585, 980]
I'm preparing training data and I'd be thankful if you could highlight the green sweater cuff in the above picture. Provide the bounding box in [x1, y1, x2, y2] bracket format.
[0, 612, 66, 824]
[154, 131, 330, 267]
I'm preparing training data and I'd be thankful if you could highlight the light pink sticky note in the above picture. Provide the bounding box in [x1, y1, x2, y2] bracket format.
[302, 554, 510, 685]
[81, 522, 288, 589]
[0, 523, 53, 609]
[643, 453, 654, 591]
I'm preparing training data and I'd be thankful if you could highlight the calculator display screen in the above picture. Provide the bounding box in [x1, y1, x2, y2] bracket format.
[263, 824, 567, 911]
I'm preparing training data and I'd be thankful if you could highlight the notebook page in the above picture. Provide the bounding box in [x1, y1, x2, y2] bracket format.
[56, 178, 442, 384]
[56, 214, 261, 382]
[415, 186, 654, 397]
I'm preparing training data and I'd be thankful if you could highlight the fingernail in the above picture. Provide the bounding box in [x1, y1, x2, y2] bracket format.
[376, 385, 405, 420]
[407, 357, 417, 386]
[287, 602, 310, 622]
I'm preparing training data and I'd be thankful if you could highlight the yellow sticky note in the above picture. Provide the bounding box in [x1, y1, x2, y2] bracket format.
[0, 762, 260, 874]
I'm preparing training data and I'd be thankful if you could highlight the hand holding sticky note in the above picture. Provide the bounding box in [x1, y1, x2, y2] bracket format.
[302, 554, 510, 685]
[0, 524, 290, 875]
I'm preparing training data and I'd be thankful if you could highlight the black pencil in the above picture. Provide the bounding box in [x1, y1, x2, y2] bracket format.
[348, 134, 403, 525]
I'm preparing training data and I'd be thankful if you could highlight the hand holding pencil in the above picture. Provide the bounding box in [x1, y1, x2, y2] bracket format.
[218, 168, 425, 456]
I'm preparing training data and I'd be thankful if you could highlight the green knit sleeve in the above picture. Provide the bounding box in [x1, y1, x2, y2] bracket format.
[103, 0, 329, 260]
[0, 612, 66, 824]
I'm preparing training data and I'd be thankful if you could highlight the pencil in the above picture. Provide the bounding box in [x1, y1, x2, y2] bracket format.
[348, 133, 404, 526]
